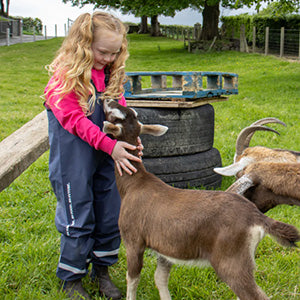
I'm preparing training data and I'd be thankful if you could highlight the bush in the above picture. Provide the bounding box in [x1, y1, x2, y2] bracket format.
[221, 14, 300, 46]
[22, 17, 43, 34]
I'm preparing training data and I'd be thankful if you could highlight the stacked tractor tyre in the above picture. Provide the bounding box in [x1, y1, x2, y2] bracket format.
[133, 104, 222, 189]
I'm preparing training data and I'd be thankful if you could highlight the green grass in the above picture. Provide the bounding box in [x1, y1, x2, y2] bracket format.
[0, 34, 299, 299]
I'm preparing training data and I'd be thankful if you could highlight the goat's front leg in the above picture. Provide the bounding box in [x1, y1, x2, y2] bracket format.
[126, 272, 140, 300]
[154, 255, 173, 300]
[126, 248, 144, 300]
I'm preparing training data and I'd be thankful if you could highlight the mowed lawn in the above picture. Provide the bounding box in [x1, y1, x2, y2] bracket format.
[0, 34, 299, 299]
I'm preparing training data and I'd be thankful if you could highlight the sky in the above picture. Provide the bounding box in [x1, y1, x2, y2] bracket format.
[8, 0, 256, 37]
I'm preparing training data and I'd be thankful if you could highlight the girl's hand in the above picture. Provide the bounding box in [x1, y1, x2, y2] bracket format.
[111, 141, 142, 176]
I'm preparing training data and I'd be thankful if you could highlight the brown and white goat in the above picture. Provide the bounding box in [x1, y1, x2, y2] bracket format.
[226, 161, 300, 200]
[214, 118, 300, 212]
[102, 100, 300, 300]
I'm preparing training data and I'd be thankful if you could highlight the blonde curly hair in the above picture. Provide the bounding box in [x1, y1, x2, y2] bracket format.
[45, 11, 129, 115]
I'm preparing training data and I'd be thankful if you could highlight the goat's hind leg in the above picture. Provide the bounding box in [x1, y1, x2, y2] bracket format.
[154, 255, 173, 300]
[212, 256, 269, 300]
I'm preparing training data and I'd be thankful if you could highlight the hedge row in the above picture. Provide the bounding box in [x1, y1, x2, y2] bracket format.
[221, 14, 300, 43]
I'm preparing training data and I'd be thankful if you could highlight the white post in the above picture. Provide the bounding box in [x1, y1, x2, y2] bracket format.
[44, 25, 47, 39]
[33, 26, 36, 41]
[55, 24, 57, 37]
[19, 20, 23, 43]
[64, 24, 67, 36]
[6, 28, 10, 46]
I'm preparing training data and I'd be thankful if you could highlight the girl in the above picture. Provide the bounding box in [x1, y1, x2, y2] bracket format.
[44, 12, 142, 300]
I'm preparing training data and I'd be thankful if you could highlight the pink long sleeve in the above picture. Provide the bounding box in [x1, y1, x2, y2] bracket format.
[44, 68, 126, 155]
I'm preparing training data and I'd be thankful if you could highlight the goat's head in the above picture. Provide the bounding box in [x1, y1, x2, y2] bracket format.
[214, 117, 286, 177]
[102, 99, 168, 144]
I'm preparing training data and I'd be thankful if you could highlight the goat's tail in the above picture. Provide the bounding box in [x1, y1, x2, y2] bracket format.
[264, 217, 300, 247]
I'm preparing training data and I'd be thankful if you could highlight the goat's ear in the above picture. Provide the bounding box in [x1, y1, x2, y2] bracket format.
[140, 123, 168, 136]
[214, 157, 254, 176]
[103, 121, 122, 137]
[130, 108, 138, 117]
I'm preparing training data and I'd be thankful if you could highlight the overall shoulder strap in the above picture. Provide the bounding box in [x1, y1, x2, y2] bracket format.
[104, 66, 110, 87]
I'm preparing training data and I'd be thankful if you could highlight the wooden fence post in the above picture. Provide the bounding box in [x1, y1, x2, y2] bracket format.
[252, 26, 256, 53]
[265, 27, 269, 56]
[240, 25, 249, 53]
[299, 29, 300, 59]
[280, 27, 284, 57]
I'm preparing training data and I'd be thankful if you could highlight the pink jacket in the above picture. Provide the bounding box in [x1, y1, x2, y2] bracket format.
[44, 68, 126, 155]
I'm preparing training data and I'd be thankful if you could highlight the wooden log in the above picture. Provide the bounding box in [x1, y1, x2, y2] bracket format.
[208, 36, 217, 52]
[0, 110, 49, 192]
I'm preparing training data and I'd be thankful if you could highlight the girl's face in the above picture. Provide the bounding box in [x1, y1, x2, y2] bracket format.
[92, 29, 123, 70]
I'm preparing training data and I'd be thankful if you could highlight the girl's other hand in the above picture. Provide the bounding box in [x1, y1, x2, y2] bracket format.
[111, 141, 142, 176]
[136, 137, 144, 158]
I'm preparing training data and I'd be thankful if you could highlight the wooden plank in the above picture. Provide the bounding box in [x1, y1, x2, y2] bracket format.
[0, 110, 49, 192]
[127, 96, 228, 108]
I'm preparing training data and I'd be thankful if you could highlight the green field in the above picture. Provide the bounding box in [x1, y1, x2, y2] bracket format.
[0, 34, 299, 299]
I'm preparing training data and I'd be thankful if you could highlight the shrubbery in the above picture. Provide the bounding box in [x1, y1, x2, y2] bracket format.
[22, 17, 43, 34]
[221, 13, 300, 44]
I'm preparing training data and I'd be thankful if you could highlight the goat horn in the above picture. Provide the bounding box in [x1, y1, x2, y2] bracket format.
[250, 117, 287, 127]
[242, 118, 287, 152]
[235, 126, 280, 157]
[226, 174, 254, 195]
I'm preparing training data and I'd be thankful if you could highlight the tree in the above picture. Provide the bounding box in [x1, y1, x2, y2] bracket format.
[258, 0, 300, 16]
[200, 1, 220, 40]
[22, 17, 43, 34]
[138, 15, 148, 34]
[62, 0, 300, 40]
[0, 0, 10, 16]
[63, 0, 190, 36]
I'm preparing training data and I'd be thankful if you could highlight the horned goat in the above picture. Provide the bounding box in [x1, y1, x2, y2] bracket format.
[214, 118, 300, 212]
[102, 100, 300, 300]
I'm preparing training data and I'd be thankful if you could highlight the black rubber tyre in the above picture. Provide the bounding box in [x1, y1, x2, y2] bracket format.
[143, 148, 222, 189]
[134, 104, 215, 157]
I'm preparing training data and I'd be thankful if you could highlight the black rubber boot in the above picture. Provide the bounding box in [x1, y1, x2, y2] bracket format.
[62, 278, 91, 300]
[91, 265, 122, 300]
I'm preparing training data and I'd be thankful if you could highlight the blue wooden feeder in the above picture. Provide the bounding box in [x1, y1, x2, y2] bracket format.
[124, 71, 238, 103]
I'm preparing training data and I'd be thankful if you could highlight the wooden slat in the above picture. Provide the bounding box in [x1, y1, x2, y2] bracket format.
[0, 110, 49, 192]
[127, 96, 228, 108]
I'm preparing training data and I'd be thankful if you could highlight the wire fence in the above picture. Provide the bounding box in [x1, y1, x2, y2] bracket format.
[267, 28, 299, 56]
[161, 23, 300, 60]
[0, 18, 75, 46]
[0, 18, 21, 37]
[2, 18, 300, 59]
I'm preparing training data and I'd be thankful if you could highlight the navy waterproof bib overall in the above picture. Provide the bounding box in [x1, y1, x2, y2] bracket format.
[47, 82, 121, 281]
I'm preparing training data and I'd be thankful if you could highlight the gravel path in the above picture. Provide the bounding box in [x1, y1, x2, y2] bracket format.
[0, 35, 54, 46]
